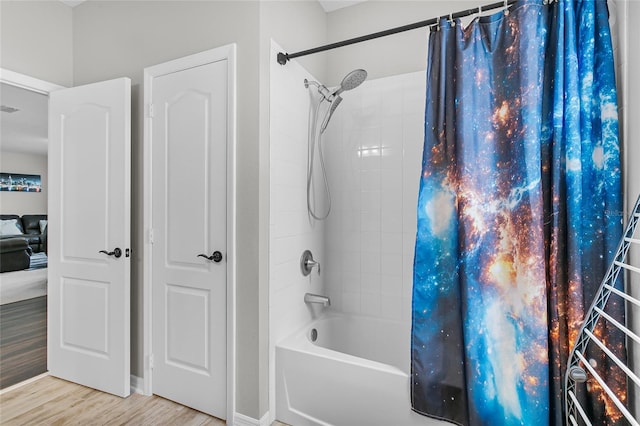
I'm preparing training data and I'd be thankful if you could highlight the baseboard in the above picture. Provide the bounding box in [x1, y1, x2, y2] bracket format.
[2, 373, 144, 397]
[130, 375, 144, 394]
[0, 372, 49, 395]
[234, 411, 270, 426]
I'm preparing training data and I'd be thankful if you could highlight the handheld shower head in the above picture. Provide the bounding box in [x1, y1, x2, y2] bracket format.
[305, 69, 367, 133]
[320, 96, 343, 133]
[304, 69, 367, 221]
[333, 69, 368, 96]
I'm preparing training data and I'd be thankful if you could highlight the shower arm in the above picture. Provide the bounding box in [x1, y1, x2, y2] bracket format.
[305, 79, 335, 102]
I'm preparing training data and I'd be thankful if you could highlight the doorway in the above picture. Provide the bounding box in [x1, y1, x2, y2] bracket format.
[0, 70, 63, 390]
[0, 71, 132, 398]
[143, 45, 237, 420]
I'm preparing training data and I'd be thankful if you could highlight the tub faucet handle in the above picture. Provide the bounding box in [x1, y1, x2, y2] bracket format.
[301, 250, 320, 276]
[307, 258, 320, 274]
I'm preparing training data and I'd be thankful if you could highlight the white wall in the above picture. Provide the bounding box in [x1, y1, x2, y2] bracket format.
[0, 0, 69, 217]
[0, 1, 73, 87]
[0, 151, 48, 215]
[325, 1, 483, 85]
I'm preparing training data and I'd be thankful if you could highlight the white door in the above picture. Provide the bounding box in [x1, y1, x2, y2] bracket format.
[150, 59, 228, 418]
[48, 78, 131, 397]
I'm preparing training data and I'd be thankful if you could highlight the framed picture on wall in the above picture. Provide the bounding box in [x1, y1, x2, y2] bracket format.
[0, 173, 42, 192]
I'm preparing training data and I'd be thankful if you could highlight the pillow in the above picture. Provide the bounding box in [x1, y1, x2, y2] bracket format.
[39, 219, 48, 233]
[0, 219, 24, 236]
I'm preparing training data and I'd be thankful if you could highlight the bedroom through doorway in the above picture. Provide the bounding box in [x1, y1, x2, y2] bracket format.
[0, 76, 54, 389]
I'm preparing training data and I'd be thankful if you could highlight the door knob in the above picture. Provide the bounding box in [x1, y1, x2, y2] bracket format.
[99, 248, 122, 258]
[197, 251, 223, 263]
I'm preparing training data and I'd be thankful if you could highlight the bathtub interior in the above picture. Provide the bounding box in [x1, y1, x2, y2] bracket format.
[275, 313, 446, 426]
[309, 314, 411, 374]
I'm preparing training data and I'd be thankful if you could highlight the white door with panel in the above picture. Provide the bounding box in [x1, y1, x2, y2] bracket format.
[149, 58, 228, 418]
[48, 78, 131, 398]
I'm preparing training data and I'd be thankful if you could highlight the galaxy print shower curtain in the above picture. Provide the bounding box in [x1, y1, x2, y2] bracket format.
[410, 0, 623, 425]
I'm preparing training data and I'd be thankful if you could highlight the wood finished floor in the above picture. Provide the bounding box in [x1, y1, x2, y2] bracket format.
[0, 296, 47, 389]
[0, 297, 291, 425]
[1, 376, 225, 425]
[1, 376, 290, 426]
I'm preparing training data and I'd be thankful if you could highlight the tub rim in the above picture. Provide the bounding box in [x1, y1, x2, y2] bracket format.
[276, 311, 409, 377]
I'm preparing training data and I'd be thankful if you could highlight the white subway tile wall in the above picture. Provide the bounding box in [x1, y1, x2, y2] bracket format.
[270, 61, 425, 343]
[324, 71, 426, 323]
[270, 44, 326, 348]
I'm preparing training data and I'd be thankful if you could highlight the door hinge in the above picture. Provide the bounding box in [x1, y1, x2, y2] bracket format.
[149, 354, 154, 370]
[148, 103, 155, 118]
[149, 228, 154, 245]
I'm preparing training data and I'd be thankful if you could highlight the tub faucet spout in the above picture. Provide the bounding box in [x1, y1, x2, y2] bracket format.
[304, 293, 331, 307]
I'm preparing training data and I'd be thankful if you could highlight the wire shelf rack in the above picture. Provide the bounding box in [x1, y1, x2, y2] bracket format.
[565, 195, 640, 425]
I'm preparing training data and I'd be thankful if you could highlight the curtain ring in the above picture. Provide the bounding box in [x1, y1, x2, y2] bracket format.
[478, 5, 483, 15]
[504, 0, 510, 15]
[431, 16, 440, 32]
[449, 12, 456, 27]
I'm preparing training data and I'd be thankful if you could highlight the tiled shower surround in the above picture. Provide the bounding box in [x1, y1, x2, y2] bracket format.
[270, 44, 426, 340]
[271, 0, 629, 329]
[269, 55, 426, 418]
[270, 43, 326, 347]
[323, 71, 426, 322]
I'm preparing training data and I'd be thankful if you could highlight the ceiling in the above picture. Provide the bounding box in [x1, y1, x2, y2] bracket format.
[59, 0, 366, 13]
[58, 0, 85, 7]
[318, 0, 367, 12]
[0, 83, 49, 156]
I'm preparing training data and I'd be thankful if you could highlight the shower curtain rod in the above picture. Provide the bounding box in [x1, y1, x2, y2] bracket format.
[276, 0, 518, 65]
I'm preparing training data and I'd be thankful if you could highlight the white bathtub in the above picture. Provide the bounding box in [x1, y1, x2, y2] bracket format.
[275, 313, 445, 426]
